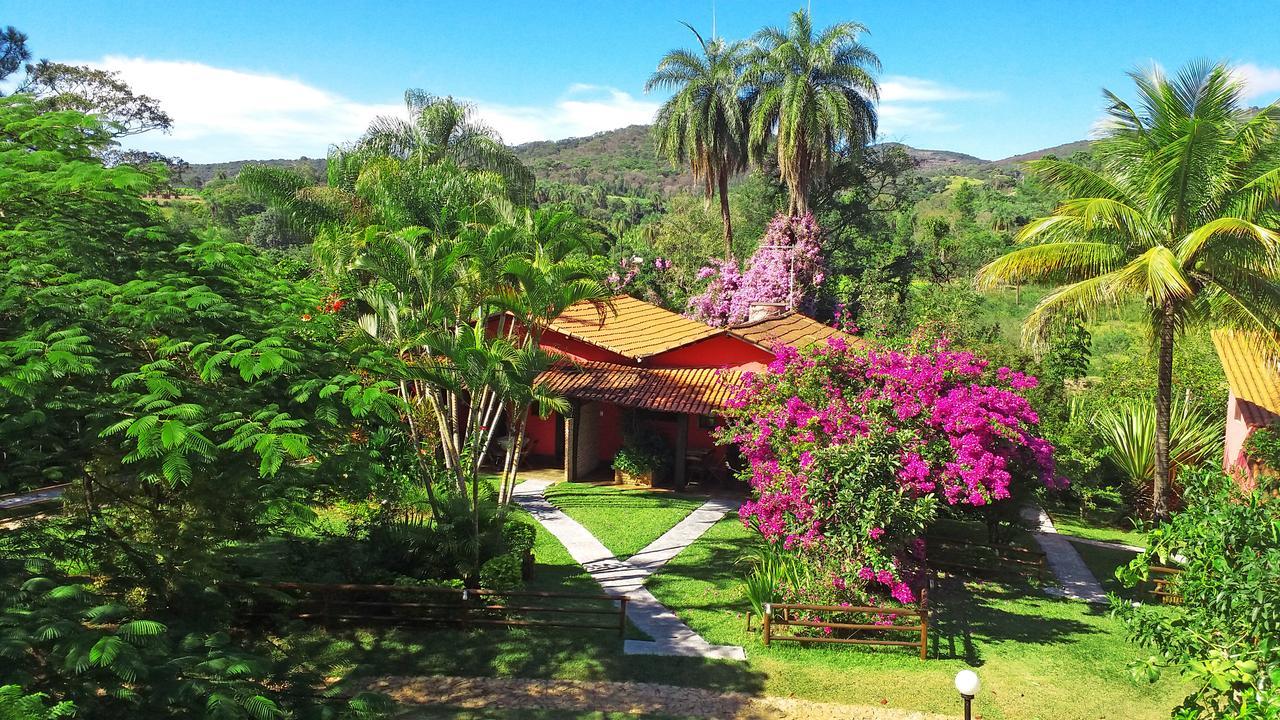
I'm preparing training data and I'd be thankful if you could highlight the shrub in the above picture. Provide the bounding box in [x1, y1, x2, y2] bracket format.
[1114, 469, 1280, 718]
[479, 554, 523, 591]
[612, 434, 669, 477]
[502, 520, 536, 557]
[721, 337, 1061, 607]
[1245, 427, 1280, 481]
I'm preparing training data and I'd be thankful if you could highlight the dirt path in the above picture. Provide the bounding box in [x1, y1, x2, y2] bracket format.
[369, 675, 951, 720]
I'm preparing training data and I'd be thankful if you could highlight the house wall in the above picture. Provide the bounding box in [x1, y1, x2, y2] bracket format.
[644, 334, 773, 369]
[1225, 391, 1251, 473]
[1224, 391, 1265, 491]
[526, 412, 558, 462]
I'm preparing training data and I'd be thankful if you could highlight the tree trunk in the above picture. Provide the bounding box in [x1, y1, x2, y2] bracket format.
[1152, 310, 1176, 523]
[718, 168, 734, 260]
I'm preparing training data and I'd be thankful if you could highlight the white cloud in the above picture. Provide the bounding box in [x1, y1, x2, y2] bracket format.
[81, 57, 987, 161]
[85, 56, 402, 161]
[75, 56, 661, 162]
[1233, 63, 1280, 100]
[876, 75, 994, 138]
[879, 76, 995, 103]
[471, 85, 661, 145]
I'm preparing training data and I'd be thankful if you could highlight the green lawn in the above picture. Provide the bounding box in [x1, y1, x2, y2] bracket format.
[543, 482, 706, 559]
[289, 491, 1186, 720]
[644, 518, 1185, 720]
[1042, 498, 1149, 548]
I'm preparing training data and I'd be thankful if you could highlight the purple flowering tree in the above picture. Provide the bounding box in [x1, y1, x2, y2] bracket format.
[721, 337, 1063, 608]
[687, 213, 825, 326]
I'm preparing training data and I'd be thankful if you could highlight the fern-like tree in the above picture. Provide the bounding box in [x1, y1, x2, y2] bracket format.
[358, 90, 535, 205]
[977, 62, 1280, 521]
[646, 23, 751, 259]
[746, 9, 880, 216]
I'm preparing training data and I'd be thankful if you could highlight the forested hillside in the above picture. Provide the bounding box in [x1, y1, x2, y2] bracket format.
[186, 126, 1092, 191]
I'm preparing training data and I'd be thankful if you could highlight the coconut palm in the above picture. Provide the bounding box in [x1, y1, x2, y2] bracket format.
[976, 61, 1280, 521]
[358, 90, 535, 205]
[746, 9, 880, 215]
[646, 23, 751, 259]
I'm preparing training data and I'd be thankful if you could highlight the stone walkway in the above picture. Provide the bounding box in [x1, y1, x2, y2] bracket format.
[512, 479, 746, 660]
[371, 674, 951, 720]
[1020, 505, 1108, 604]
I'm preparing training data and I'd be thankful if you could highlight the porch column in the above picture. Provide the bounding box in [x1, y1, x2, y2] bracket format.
[564, 402, 579, 482]
[674, 413, 689, 488]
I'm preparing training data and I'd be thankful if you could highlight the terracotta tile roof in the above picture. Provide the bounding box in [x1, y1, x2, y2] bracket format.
[1213, 329, 1280, 422]
[538, 360, 743, 415]
[549, 295, 722, 361]
[729, 311, 852, 350]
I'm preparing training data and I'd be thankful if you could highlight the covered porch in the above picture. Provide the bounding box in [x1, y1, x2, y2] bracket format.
[525, 361, 742, 489]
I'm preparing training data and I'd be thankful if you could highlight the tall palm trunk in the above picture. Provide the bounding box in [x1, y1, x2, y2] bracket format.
[1151, 310, 1176, 523]
[717, 167, 734, 259]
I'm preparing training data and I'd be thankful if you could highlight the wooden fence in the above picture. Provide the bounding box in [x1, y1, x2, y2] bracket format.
[1148, 566, 1183, 604]
[926, 536, 1047, 580]
[755, 592, 929, 660]
[237, 581, 630, 636]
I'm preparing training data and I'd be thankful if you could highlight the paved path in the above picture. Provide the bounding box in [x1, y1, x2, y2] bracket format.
[1020, 505, 1108, 604]
[371, 674, 951, 720]
[512, 479, 746, 660]
[0, 485, 65, 510]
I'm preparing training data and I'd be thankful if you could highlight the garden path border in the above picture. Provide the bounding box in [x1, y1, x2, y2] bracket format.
[513, 479, 746, 660]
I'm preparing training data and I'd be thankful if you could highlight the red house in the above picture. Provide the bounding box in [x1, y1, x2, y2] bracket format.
[525, 295, 849, 486]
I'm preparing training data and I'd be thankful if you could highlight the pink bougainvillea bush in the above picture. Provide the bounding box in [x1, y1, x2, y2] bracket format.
[721, 336, 1064, 609]
[687, 213, 825, 326]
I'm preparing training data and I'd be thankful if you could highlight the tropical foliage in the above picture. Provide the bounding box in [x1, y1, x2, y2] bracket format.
[647, 23, 750, 257]
[1094, 397, 1223, 502]
[746, 10, 880, 215]
[977, 61, 1280, 520]
[1115, 469, 1280, 718]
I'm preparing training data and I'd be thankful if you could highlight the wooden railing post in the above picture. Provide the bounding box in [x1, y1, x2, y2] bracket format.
[618, 597, 628, 638]
[919, 586, 929, 661]
[762, 603, 772, 646]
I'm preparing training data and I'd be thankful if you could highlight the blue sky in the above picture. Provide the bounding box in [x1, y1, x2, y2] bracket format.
[9, 0, 1280, 163]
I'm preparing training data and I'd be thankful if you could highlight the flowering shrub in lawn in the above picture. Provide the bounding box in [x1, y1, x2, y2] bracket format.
[688, 212, 825, 326]
[722, 337, 1063, 610]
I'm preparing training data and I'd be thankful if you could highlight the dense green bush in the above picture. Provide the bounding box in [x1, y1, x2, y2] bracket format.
[479, 554, 523, 591]
[1115, 469, 1280, 718]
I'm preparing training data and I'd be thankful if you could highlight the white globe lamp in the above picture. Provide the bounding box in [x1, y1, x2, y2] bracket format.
[954, 670, 980, 719]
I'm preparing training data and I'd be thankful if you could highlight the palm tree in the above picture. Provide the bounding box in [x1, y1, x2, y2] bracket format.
[358, 90, 535, 205]
[976, 62, 1280, 521]
[746, 9, 880, 216]
[646, 23, 751, 259]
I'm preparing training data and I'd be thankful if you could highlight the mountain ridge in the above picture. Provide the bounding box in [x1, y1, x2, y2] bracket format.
[183, 125, 1091, 187]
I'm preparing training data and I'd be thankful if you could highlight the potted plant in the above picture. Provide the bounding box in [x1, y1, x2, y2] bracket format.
[612, 436, 668, 487]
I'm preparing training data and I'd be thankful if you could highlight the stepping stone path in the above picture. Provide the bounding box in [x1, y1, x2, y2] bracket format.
[370, 674, 952, 720]
[1020, 505, 1109, 604]
[512, 479, 746, 660]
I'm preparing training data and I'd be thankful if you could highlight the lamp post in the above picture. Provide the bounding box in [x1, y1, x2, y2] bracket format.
[954, 670, 980, 720]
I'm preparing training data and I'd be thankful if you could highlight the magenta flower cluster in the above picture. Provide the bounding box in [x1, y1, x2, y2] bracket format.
[606, 255, 671, 291]
[687, 213, 826, 326]
[722, 337, 1063, 606]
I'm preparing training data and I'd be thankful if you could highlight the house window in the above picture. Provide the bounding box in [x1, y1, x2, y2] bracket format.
[697, 415, 718, 430]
